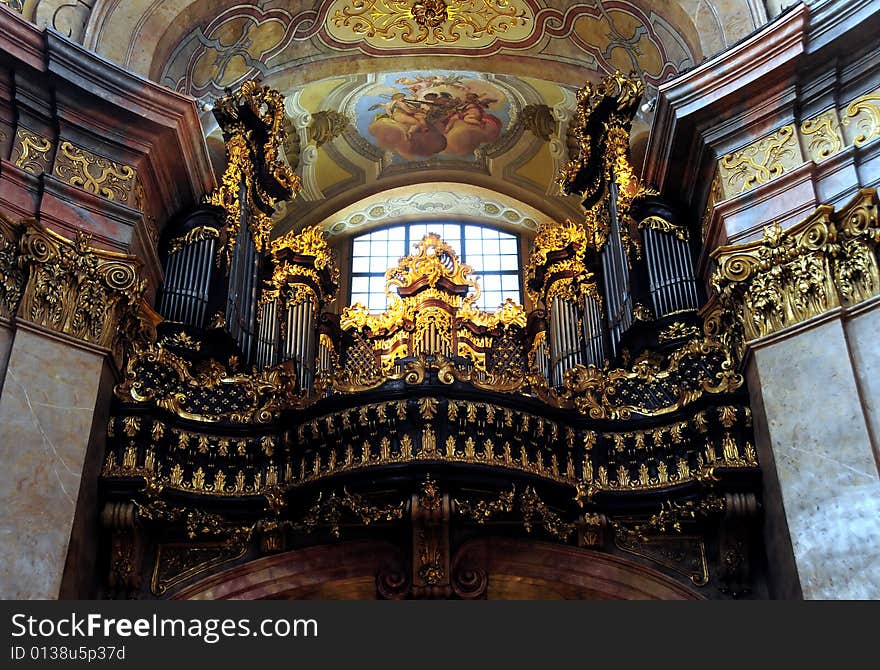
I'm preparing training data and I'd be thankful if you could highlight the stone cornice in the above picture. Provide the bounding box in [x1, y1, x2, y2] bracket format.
[806, 0, 880, 55]
[644, 4, 808, 194]
[0, 4, 45, 72]
[0, 11, 215, 238]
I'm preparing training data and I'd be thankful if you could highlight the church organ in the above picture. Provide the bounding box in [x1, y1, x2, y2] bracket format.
[100, 75, 763, 600]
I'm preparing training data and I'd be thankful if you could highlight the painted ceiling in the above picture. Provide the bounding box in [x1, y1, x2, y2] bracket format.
[20, 0, 767, 237]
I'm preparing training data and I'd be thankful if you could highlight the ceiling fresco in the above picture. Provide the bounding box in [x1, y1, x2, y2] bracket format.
[153, 0, 701, 99]
[355, 72, 509, 162]
[18, 0, 766, 238]
[26, 1, 766, 83]
[216, 69, 590, 235]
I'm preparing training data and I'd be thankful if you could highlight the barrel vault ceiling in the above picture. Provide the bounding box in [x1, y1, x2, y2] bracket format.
[20, 0, 767, 237]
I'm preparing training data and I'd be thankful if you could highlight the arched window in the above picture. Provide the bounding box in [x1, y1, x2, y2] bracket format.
[350, 222, 521, 312]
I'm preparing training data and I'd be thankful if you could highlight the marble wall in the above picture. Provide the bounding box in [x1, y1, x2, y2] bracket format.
[0, 320, 12, 397]
[0, 325, 109, 599]
[748, 315, 880, 599]
[842, 298, 880, 466]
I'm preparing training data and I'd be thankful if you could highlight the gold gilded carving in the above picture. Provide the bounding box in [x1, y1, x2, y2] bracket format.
[557, 72, 652, 263]
[519, 486, 574, 540]
[336, 235, 527, 391]
[638, 215, 688, 242]
[12, 128, 52, 175]
[168, 227, 220, 255]
[455, 486, 515, 523]
[18, 222, 143, 354]
[0, 211, 24, 318]
[294, 488, 406, 538]
[800, 111, 843, 163]
[385, 233, 479, 300]
[206, 82, 300, 262]
[116, 345, 299, 425]
[719, 125, 801, 195]
[270, 225, 333, 265]
[268, 225, 340, 306]
[0, 1, 24, 12]
[842, 91, 880, 147]
[526, 219, 595, 305]
[53, 141, 136, 203]
[563, 338, 742, 420]
[658, 322, 701, 343]
[412, 0, 448, 27]
[455, 484, 574, 540]
[713, 189, 879, 346]
[329, 0, 529, 47]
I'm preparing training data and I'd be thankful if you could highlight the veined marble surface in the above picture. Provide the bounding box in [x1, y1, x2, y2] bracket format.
[753, 317, 880, 599]
[0, 327, 104, 599]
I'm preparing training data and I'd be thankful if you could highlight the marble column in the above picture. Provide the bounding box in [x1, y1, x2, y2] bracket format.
[747, 313, 880, 599]
[0, 324, 113, 599]
[0, 318, 13, 397]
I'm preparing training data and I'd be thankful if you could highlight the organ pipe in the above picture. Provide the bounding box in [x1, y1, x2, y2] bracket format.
[643, 224, 699, 317]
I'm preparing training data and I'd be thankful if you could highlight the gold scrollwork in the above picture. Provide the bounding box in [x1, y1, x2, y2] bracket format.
[116, 344, 300, 425]
[639, 215, 688, 242]
[0, 211, 24, 318]
[719, 125, 801, 195]
[800, 111, 843, 163]
[12, 128, 53, 175]
[331, 0, 529, 46]
[658, 321, 702, 343]
[53, 141, 136, 203]
[842, 91, 880, 147]
[557, 72, 652, 264]
[336, 235, 527, 387]
[168, 227, 220, 255]
[563, 338, 743, 420]
[294, 488, 406, 538]
[268, 225, 340, 306]
[206, 81, 301, 263]
[712, 189, 879, 346]
[17, 222, 144, 354]
[455, 484, 575, 541]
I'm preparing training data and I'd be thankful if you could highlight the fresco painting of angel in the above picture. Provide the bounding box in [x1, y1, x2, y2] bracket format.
[363, 72, 507, 160]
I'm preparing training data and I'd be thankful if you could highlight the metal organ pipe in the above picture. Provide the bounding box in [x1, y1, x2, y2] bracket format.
[644, 224, 699, 317]
[197, 239, 214, 329]
[161, 250, 178, 320]
[582, 294, 606, 368]
[184, 242, 196, 326]
[549, 296, 559, 386]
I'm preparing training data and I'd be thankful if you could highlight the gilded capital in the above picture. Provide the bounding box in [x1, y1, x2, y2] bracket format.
[712, 188, 879, 353]
[16, 222, 144, 358]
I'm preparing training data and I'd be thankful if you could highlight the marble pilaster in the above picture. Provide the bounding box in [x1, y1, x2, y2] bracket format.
[0, 324, 110, 599]
[0, 318, 12, 397]
[842, 297, 880, 467]
[747, 315, 880, 599]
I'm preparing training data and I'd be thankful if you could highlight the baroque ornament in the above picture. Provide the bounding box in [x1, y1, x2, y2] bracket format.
[713, 189, 879, 352]
[557, 72, 654, 263]
[53, 141, 137, 203]
[718, 125, 801, 195]
[11, 128, 52, 175]
[17, 222, 143, 357]
[331, 0, 529, 46]
[205, 81, 301, 264]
